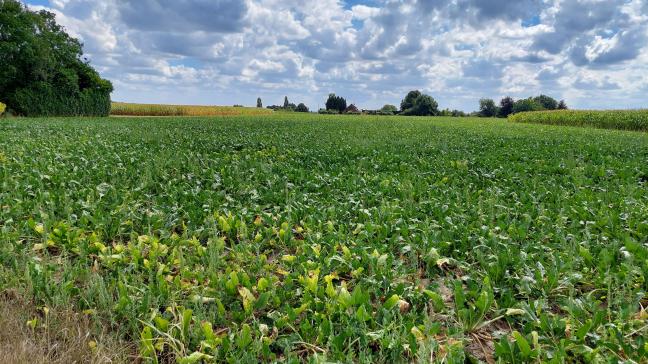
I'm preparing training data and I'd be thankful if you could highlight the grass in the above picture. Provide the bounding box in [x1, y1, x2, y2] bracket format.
[110, 102, 274, 116]
[509, 109, 648, 131]
[0, 291, 130, 363]
[1, 114, 647, 363]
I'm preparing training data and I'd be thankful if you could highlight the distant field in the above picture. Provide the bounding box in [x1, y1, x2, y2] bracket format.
[1, 114, 647, 363]
[509, 109, 648, 131]
[111, 102, 274, 116]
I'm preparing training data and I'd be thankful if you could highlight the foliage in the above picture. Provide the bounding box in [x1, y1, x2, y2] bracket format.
[283, 96, 290, 109]
[256, 98, 262, 108]
[478, 98, 498, 117]
[498, 96, 514, 118]
[400, 91, 422, 112]
[558, 100, 568, 110]
[0, 101, 5, 116]
[400, 91, 439, 116]
[325, 94, 347, 114]
[295, 103, 309, 113]
[509, 109, 648, 131]
[438, 109, 467, 117]
[380, 104, 398, 115]
[1, 114, 647, 363]
[512, 98, 544, 114]
[533, 94, 559, 110]
[111, 102, 273, 116]
[0, 0, 112, 116]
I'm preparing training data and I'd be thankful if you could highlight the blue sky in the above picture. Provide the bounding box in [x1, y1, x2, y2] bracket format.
[26, 0, 648, 111]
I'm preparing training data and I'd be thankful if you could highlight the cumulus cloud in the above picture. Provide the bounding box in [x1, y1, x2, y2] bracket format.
[26, 0, 648, 110]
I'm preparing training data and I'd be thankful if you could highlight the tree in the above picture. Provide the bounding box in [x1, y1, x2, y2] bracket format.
[379, 104, 398, 115]
[512, 98, 544, 114]
[498, 96, 515, 118]
[0, 0, 113, 116]
[283, 96, 290, 109]
[325, 93, 347, 114]
[533, 94, 558, 110]
[479, 98, 498, 117]
[257, 98, 262, 108]
[296, 103, 309, 113]
[400, 91, 439, 116]
[381, 104, 397, 114]
[557, 100, 568, 110]
[400, 90, 422, 112]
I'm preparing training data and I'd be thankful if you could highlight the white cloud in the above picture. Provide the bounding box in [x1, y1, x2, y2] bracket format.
[27, 0, 648, 111]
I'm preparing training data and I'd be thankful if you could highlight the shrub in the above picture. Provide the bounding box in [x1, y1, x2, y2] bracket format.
[0, 102, 5, 116]
[378, 104, 397, 115]
[508, 109, 648, 132]
[13, 83, 111, 117]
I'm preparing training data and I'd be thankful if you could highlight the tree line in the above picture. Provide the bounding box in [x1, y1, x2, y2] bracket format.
[257, 91, 565, 118]
[258, 96, 309, 113]
[478, 95, 567, 118]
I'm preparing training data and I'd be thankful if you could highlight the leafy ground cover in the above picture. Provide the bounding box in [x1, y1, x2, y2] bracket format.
[111, 102, 273, 117]
[509, 109, 648, 132]
[0, 114, 647, 363]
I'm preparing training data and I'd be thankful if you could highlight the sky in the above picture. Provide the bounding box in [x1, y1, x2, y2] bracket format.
[25, 0, 648, 111]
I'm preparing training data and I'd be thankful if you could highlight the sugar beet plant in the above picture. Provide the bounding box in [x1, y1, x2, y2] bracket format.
[0, 114, 647, 363]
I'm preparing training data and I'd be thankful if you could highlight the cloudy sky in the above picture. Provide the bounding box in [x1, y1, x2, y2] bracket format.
[26, 0, 648, 111]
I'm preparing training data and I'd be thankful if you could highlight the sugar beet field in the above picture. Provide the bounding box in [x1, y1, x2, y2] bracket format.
[1, 114, 647, 363]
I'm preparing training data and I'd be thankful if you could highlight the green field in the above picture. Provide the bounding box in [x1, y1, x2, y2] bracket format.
[111, 102, 274, 117]
[1, 114, 647, 363]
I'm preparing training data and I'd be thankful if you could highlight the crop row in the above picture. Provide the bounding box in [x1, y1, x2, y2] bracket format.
[110, 102, 274, 117]
[0, 115, 647, 363]
[509, 109, 648, 131]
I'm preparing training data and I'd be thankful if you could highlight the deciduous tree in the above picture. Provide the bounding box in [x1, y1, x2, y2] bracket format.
[0, 0, 113, 116]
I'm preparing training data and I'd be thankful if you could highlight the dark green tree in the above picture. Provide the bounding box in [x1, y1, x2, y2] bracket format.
[479, 98, 498, 117]
[557, 100, 568, 110]
[533, 94, 558, 110]
[400, 90, 422, 112]
[257, 97, 262, 108]
[283, 96, 290, 109]
[498, 96, 515, 118]
[400, 91, 438, 116]
[0, 0, 113, 116]
[325, 93, 347, 113]
[296, 103, 309, 112]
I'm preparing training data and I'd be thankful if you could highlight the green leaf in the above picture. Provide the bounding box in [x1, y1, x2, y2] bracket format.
[383, 294, 400, 310]
[512, 331, 532, 358]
